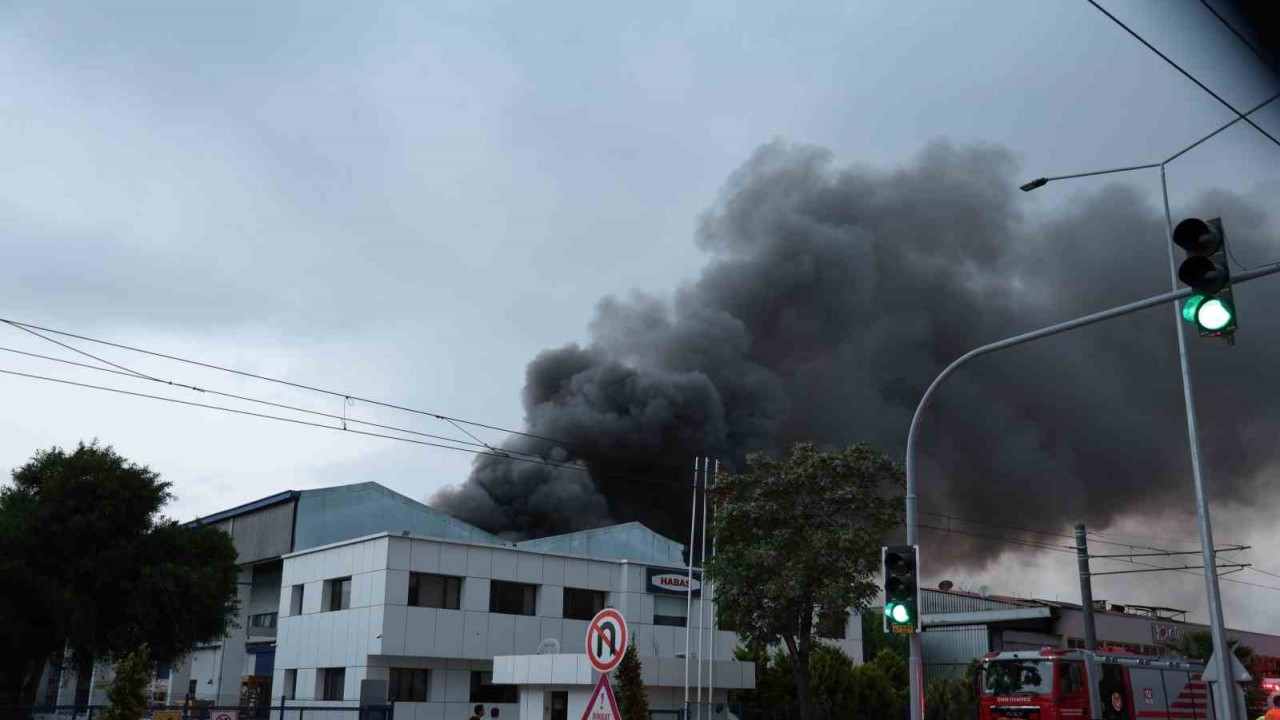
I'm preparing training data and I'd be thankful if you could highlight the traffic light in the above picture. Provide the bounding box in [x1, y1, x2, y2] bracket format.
[1173, 217, 1236, 339]
[882, 545, 920, 633]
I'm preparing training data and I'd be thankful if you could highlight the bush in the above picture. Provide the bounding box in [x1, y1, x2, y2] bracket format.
[104, 646, 151, 720]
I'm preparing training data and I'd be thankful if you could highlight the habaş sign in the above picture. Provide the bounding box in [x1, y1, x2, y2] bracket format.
[646, 568, 702, 596]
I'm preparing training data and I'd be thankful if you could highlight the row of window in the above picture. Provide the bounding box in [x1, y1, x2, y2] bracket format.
[290, 575, 609, 621]
[290, 573, 845, 636]
[281, 668, 516, 704]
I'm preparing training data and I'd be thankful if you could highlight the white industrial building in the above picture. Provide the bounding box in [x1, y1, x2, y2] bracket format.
[38, 482, 864, 720]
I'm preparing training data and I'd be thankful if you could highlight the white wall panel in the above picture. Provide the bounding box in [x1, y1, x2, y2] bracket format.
[490, 550, 517, 581]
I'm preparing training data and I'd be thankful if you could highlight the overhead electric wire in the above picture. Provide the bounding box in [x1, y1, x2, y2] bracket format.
[0, 344, 551, 462]
[1198, 0, 1279, 73]
[918, 510, 1243, 554]
[0, 365, 606, 475]
[1086, 0, 1280, 150]
[0, 316, 689, 475]
[919, 522, 1280, 593]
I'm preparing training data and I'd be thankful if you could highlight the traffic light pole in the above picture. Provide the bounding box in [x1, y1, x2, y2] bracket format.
[902, 261, 1280, 720]
[1160, 168, 1239, 720]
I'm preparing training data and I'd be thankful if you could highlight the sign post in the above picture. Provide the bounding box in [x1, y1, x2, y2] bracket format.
[585, 608, 629, 674]
[581, 609, 629, 720]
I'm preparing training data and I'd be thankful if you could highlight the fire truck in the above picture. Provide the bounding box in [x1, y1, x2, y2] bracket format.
[978, 648, 1213, 720]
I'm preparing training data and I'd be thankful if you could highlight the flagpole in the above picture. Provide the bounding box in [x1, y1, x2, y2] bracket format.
[683, 456, 702, 719]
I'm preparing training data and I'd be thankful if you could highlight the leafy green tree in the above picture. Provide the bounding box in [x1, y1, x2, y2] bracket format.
[616, 642, 651, 720]
[707, 443, 903, 720]
[0, 442, 240, 706]
[732, 644, 904, 720]
[104, 646, 151, 720]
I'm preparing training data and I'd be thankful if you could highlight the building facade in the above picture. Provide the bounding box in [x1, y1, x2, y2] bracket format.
[918, 588, 1280, 682]
[38, 481, 864, 719]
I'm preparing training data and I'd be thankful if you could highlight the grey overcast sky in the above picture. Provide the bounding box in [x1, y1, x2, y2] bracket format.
[4, 1, 1280, 629]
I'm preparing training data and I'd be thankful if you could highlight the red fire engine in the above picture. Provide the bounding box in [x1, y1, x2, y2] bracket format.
[978, 648, 1212, 720]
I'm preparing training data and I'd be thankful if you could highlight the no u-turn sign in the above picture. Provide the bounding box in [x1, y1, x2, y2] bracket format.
[585, 608, 628, 673]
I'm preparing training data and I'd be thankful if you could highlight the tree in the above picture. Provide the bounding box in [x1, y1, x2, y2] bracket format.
[0, 442, 240, 706]
[706, 443, 903, 720]
[732, 644, 903, 720]
[616, 642, 651, 720]
[104, 646, 151, 720]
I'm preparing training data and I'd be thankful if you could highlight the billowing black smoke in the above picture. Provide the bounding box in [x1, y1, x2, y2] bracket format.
[432, 140, 1280, 566]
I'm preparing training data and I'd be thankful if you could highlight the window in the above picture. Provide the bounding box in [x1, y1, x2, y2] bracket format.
[653, 595, 687, 627]
[389, 668, 430, 702]
[320, 668, 346, 701]
[409, 573, 461, 609]
[489, 581, 536, 616]
[291, 584, 305, 615]
[469, 671, 517, 704]
[250, 612, 278, 629]
[816, 610, 846, 639]
[1059, 662, 1084, 695]
[563, 588, 606, 621]
[981, 660, 1053, 696]
[324, 577, 352, 612]
[283, 670, 297, 700]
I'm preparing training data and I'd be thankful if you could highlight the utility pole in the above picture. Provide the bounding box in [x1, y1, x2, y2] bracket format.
[1074, 524, 1097, 651]
[903, 261, 1280, 720]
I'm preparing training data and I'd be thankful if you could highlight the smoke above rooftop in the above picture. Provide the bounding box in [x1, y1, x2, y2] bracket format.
[431, 139, 1280, 568]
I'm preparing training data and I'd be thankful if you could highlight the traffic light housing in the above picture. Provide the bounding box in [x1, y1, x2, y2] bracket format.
[1173, 217, 1236, 339]
[883, 545, 921, 633]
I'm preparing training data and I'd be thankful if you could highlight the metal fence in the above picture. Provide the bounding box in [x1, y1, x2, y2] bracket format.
[0, 704, 393, 720]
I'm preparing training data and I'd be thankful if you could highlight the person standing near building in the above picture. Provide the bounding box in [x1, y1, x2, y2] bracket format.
[470, 705, 485, 720]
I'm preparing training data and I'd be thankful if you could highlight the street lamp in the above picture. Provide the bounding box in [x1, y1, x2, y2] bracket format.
[1003, 92, 1280, 720]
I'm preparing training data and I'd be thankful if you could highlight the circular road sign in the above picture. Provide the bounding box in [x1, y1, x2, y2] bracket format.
[585, 608, 629, 673]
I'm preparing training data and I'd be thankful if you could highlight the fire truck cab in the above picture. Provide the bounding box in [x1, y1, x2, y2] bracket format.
[978, 648, 1212, 720]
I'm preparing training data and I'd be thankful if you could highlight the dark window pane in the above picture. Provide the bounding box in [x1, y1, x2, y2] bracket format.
[409, 574, 462, 610]
[489, 581, 537, 616]
[817, 610, 846, 639]
[390, 668, 429, 702]
[321, 668, 345, 701]
[563, 588, 606, 621]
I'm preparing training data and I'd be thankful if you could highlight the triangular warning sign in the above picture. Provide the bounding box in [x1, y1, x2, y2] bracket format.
[579, 674, 622, 720]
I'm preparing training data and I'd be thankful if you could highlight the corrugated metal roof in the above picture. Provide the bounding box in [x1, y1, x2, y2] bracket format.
[188, 490, 299, 526]
[516, 521, 685, 565]
[923, 589, 1029, 614]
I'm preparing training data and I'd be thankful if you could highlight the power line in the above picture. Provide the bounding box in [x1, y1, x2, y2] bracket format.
[918, 519, 1280, 592]
[0, 344, 553, 463]
[0, 365, 603, 474]
[918, 510, 1241, 554]
[1086, 0, 1280, 150]
[1198, 0, 1279, 73]
[0, 316, 690, 475]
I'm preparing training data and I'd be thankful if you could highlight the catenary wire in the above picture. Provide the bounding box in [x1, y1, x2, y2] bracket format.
[0, 366, 605, 474]
[1198, 0, 1280, 73]
[0, 316, 690, 475]
[1086, 0, 1280, 150]
[0, 344, 558, 463]
[919, 522, 1280, 593]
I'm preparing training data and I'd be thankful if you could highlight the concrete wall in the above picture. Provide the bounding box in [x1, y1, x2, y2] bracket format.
[275, 532, 761, 718]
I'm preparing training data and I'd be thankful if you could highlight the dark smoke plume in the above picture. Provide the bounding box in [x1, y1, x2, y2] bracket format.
[432, 140, 1280, 566]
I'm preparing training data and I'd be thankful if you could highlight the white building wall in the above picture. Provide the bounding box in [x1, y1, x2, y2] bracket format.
[277, 532, 766, 717]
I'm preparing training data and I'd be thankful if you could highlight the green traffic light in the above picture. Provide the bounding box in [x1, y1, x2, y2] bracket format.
[889, 603, 911, 624]
[1182, 294, 1205, 324]
[1197, 297, 1233, 331]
